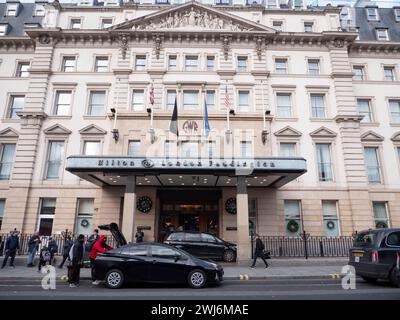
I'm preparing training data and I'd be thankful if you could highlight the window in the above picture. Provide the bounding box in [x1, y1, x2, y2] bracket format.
[0, 24, 8, 36]
[202, 234, 217, 243]
[276, 93, 292, 118]
[83, 141, 101, 156]
[353, 66, 365, 80]
[373, 202, 389, 228]
[376, 29, 389, 41]
[88, 91, 106, 115]
[275, 58, 287, 74]
[308, 59, 320, 75]
[101, 18, 113, 29]
[122, 245, 149, 256]
[238, 91, 250, 112]
[166, 90, 176, 110]
[54, 91, 72, 116]
[70, 19, 82, 29]
[135, 55, 146, 71]
[207, 141, 216, 159]
[37, 198, 56, 236]
[181, 142, 198, 158]
[0, 144, 15, 180]
[185, 56, 198, 71]
[76, 198, 94, 235]
[322, 201, 340, 237]
[364, 147, 381, 183]
[248, 198, 257, 235]
[395, 8, 400, 22]
[168, 55, 177, 71]
[7, 95, 24, 119]
[6, 4, 19, 16]
[132, 90, 144, 111]
[128, 140, 141, 156]
[284, 200, 302, 236]
[389, 100, 400, 123]
[311, 94, 326, 118]
[366, 8, 378, 21]
[293, 0, 303, 9]
[304, 22, 313, 32]
[35, 4, 45, 16]
[62, 56, 76, 72]
[272, 21, 283, 31]
[397, 147, 400, 165]
[150, 245, 179, 258]
[94, 57, 109, 72]
[387, 232, 400, 246]
[46, 141, 65, 179]
[384, 67, 395, 81]
[357, 99, 373, 123]
[340, 7, 350, 20]
[207, 56, 215, 71]
[184, 233, 201, 241]
[240, 141, 252, 158]
[267, 0, 277, 8]
[206, 90, 215, 110]
[16, 62, 30, 77]
[0, 199, 4, 230]
[237, 56, 248, 72]
[279, 143, 296, 157]
[183, 91, 198, 110]
[316, 143, 333, 182]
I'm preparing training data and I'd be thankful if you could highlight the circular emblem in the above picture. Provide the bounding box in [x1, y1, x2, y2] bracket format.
[141, 159, 154, 168]
[137, 196, 152, 213]
[80, 219, 90, 228]
[287, 220, 299, 233]
[225, 198, 237, 215]
[375, 221, 388, 229]
[326, 220, 335, 230]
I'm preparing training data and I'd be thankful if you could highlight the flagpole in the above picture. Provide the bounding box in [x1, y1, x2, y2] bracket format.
[261, 80, 266, 130]
[150, 81, 154, 129]
[226, 80, 230, 131]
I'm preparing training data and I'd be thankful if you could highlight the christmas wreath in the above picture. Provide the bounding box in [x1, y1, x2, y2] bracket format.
[137, 196, 152, 213]
[287, 220, 299, 233]
[375, 221, 388, 229]
[80, 219, 90, 228]
[225, 198, 237, 215]
[326, 220, 335, 230]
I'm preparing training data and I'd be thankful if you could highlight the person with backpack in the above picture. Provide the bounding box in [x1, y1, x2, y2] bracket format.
[58, 236, 73, 269]
[38, 246, 52, 272]
[89, 235, 112, 285]
[1, 230, 19, 269]
[47, 237, 58, 265]
[27, 232, 41, 267]
[251, 234, 269, 268]
[68, 234, 85, 288]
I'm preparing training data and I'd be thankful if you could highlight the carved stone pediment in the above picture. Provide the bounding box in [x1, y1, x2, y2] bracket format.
[274, 126, 302, 138]
[0, 127, 19, 138]
[310, 126, 337, 138]
[113, 1, 275, 33]
[79, 124, 107, 135]
[44, 124, 72, 135]
[361, 130, 384, 142]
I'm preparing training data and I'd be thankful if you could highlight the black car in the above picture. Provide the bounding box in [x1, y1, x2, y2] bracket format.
[349, 228, 400, 287]
[164, 231, 237, 262]
[93, 242, 224, 289]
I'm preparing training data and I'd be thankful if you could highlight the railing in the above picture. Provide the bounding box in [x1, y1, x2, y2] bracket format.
[251, 236, 354, 258]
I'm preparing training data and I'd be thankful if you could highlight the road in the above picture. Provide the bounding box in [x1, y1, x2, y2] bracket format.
[0, 277, 399, 300]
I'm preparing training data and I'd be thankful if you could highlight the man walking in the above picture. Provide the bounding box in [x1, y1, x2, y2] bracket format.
[1, 230, 19, 269]
[68, 234, 85, 288]
[58, 236, 73, 269]
[27, 232, 41, 267]
[251, 234, 269, 268]
[47, 237, 58, 265]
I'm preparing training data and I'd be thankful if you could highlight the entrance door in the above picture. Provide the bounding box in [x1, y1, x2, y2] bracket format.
[179, 214, 200, 232]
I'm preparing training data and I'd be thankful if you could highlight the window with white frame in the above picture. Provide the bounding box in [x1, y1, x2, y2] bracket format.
[395, 8, 400, 21]
[239, 141, 252, 158]
[311, 94, 326, 118]
[206, 56, 215, 71]
[54, 91, 72, 116]
[267, 0, 277, 8]
[373, 202, 390, 228]
[16, 62, 30, 77]
[384, 66, 395, 81]
[322, 200, 340, 237]
[366, 8, 379, 21]
[135, 55, 146, 71]
[35, 4, 45, 16]
[62, 56, 76, 72]
[237, 56, 248, 72]
[0, 199, 5, 230]
[101, 18, 113, 29]
[181, 141, 198, 158]
[376, 29, 389, 41]
[6, 3, 19, 16]
[284, 200, 302, 236]
[128, 140, 141, 156]
[0, 144, 15, 180]
[308, 59, 320, 75]
[132, 90, 145, 111]
[275, 58, 288, 74]
[88, 91, 106, 115]
[167, 90, 176, 110]
[293, 0, 304, 9]
[94, 56, 109, 72]
[37, 198, 56, 236]
[389, 100, 400, 123]
[183, 91, 199, 110]
[168, 56, 177, 71]
[70, 18, 82, 29]
[185, 56, 198, 71]
[238, 91, 250, 112]
[272, 21, 283, 31]
[357, 99, 373, 123]
[83, 141, 101, 156]
[206, 90, 215, 110]
[316, 143, 333, 182]
[76, 198, 94, 235]
[364, 147, 382, 183]
[46, 141, 65, 179]
[0, 24, 8, 36]
[7, 95, 24, 119]
[279, 142, 296, 157]
[304, 22, 314, 32]
[276, 93, 292, 118]
[353, 66, 365, 80]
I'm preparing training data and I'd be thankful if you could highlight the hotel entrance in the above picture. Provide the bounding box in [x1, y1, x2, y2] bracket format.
[157, 189, 221, 242]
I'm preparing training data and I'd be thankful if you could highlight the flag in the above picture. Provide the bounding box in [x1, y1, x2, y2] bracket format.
[169, 97, 178, 136]
[149, 82, 154, 105]
[203, 97, 210, 137]
[225, 84, 230, 110]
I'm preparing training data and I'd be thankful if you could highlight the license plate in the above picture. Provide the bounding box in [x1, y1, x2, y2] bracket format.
[355, 257, 360, 263]
[354, 252, 364, 257]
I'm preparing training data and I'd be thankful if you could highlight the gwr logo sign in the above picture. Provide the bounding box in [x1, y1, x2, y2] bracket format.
[182, 120, 198, 134]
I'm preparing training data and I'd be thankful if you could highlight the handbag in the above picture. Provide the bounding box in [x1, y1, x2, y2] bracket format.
[262, 250, 271, 259]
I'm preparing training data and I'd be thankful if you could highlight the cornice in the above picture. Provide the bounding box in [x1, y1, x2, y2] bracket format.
[334, 114, 363, 123]
[350, 41, 400, 55]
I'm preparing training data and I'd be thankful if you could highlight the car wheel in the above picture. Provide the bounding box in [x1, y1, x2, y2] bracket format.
[105, 269, 124, 289]
[389, 267, 400, 288]
[223, 250, 236, 263]
[361, 276, 377, 283]
[188, 269, 207, 289]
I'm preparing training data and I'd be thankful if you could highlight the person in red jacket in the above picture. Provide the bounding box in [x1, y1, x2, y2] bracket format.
[90, 235, 112, 285]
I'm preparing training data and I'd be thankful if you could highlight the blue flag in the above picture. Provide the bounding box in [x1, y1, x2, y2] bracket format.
[204, 97, 210, 137]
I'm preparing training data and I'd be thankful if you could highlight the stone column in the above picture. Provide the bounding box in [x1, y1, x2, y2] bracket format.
[236, 176, 251, 261]
[122, 175, 136, 243]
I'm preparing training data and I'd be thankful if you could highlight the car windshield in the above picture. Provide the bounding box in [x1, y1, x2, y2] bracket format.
[354, 232, 376, 247]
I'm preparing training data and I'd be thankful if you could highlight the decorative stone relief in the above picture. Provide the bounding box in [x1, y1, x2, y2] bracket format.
[118, 34, 129, 60]
[221, 35, 230, 61]
[153, 34, 162, 60]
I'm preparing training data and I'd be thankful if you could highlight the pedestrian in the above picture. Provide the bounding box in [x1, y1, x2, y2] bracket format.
[251, 234, 269, 268]
[58, 236, 73, 269]
[27, 231, 41, 267]
[1, 230, 19, 269]
[38, 246, 51, 272]
[89, 235, 112, 285]
[85, 229, 99, 252]
[47, 237, 58, 265]
[68, 234, 85, 288]
[135, 228, 144, 243]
